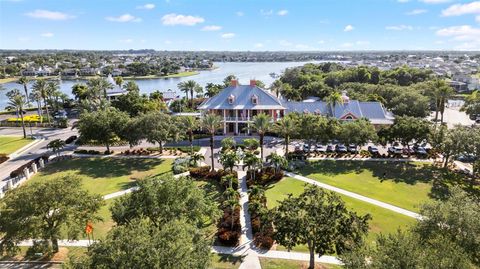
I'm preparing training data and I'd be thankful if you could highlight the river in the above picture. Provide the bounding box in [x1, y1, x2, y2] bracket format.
[0, 61, 324, 110]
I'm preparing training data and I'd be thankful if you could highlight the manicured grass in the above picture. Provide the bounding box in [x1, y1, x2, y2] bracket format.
[29, 158, 174, 196]
[87, 198, 116, 239]
[259, 258, 341, 269]
[161, 71, 200, 78]
[299, 160, 436, 212]
[209, 254, 243, 269]
[0, 136, 34, 155]
[0, 77, 18, 84]
[265, 178, 416, 252]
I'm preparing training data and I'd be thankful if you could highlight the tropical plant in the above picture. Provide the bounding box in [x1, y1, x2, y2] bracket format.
[87, 77, 114, 100]
[7, 90, 27, 138]
[16, 76, 30, 103]
[47, 139, 66, 156]
[219, 150, 239, 172]
[178, 80, 202, 108]
[431, 79, 454, 124]
[274, 116, 297, 155]
[182, 116, 199, 155]
[325, 91, 344, 112]
[244, 151, 261, 181]
[223, 198, 239, 230]
[221, 137, 236, 151]
[201, 113, 223, 172]
[189, 152, 205, 167]
[32, 79, 50, 122]
[251, 113, 273, 160]
[114, 76, 124, 90]
[266, 153, 288, 173]
[72, 83, 88, 101]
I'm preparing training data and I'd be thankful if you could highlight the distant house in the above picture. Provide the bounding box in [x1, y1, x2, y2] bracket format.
[161, 90, 178, 101]
[199, 80, 393, 135]
[106, 90, 127, 101]
[21, 68, 36, 76]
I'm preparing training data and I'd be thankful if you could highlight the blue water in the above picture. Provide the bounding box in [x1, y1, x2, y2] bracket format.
[0, 61, 324, 110]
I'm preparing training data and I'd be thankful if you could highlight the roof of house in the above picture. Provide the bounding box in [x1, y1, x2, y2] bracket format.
[198, 85, 285, 110]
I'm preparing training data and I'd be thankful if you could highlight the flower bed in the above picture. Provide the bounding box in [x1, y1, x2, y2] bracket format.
[7, 115, 46, 123]
[247, 167, 284, 187]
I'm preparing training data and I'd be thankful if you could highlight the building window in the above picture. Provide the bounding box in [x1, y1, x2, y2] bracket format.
[344, 115, 354, 120]
[251, 95, 258, 105]
[228, 94, 235, 104]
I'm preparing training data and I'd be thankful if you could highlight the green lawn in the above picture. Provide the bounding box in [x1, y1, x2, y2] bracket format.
[265, 177, 416, 252]
[209, 254, 243, 269]
[259, 258, 341, 269]
[0, 136, 34, 155]
[29, 158, 173, 196]
[299, 160, 437, 212]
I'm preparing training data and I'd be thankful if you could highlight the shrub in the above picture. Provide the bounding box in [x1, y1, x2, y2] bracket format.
[25, 240, 52, 258]
[247, 167, 284, 187]
[189, 166, 211, 179]
[173, 157, 190, 175]
[217, 206, 241, 246]
[104, 150, 114, 155]
[64, 135, 77, 144]
[73, 149, 101, 155]
[0, 154, 9, 165]
[254, 232, 274, 249]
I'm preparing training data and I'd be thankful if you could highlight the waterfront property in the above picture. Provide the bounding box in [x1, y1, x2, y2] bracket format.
[199, 80, 394, 135]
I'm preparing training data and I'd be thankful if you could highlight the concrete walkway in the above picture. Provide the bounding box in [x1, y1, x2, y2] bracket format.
[285, 172, 422, 219]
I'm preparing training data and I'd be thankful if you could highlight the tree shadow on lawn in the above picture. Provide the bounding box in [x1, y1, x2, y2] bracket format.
[216, 253, 244, 266]
[40, 158, 167, 179]
[429, 169, 480, 201]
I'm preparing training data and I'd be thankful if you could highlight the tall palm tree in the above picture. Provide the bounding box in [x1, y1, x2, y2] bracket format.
[435, 80, 454, 124]
[29, 91, 43, 118]
[114, 76, 124, 90]
[8, 90, 27, 138]
[274, 116, 297, 156]
[32, 79, 50, 123]
[251, 113, 273, 160]
[87, 77, 114, 100]
[325, 91, 344, 114]
[47, 81, 60, 111]
[266, 153, 288, 173]
[17, 76, 30, 103]
[270, 80, 283, 98]
[178, 80, 201, 108]
[201, 113, 223, 172]
[182, 116, 199, 155]
[244, 152, 261, 181]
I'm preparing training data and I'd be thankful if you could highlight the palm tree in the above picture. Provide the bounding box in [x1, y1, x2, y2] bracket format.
[221, 174, 236, 189]
[17, 76, 30, 103]
[72, 83, 88, 101]
[201, 113, 223, 172]
[270, 80, 283, 98]
[47, 139, 66, 156]
[325, 91, 344, 113]
[251, 113, 273, 160]
[8, 90, 27, 138]
[433, 80, 454, 124]
[274, 116, 297, 156]
[114, 76, 124, 90]
[244, 152, 261, 181]
[266, 153, 288, 173]
[182, 116, 199, 155]
[223, 198, 239, 230]
[46, 81, 60, 111]
[32, 79, 50, 122]
[29, 91, 43, 118]
[87, 77, 114, 100]
[189, 152, 205, 167]
[178, 80, 201, 108]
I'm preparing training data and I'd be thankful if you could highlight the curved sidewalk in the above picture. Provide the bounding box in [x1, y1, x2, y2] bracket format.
[285, 172, 422, 220]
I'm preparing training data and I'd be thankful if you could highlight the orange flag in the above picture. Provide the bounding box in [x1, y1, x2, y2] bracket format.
[85, 221, 93, 234]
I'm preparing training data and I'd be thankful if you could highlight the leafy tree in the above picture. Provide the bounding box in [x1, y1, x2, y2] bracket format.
[73, 218, 211, 269]
[437, 125, 472, 168]
[251, 113, 273, 160]
[114, 76, 123, 90]
[201, 113, 223, 171]
[325, 91, 344, 112]
[71, 83, 88, 101]
[414, 187, 480, 265]
[7, 90, 27, 138]
[338, 119, 377, 149]
[274, 116, 298, 155]
[77, 108, 129, 152]
[243, 138, 260, 151]
[272, 186, 370, 269]
[390, 90, 430, 118]
[0, 176, 103, 254]
[110, 175, 219, 228]
[270, 80, 283, 97]
[223, 75, 238, 87]
[386, 116, 432, 152]
[122, 80, 139, 92]
[119, 117, 143, 148]
[111, 90, 150, 116]
[205, 83, 223, 98]
[86, 77, 114, 100]
[139, 112, 182, 154]
[461, 90, 480, 119]
[221, 137, 236, 151]
[181, 116, 199, 155]
[47, 139, 65, 156]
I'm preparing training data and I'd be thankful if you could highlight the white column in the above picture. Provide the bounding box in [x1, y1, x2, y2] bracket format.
[223, 109, 227, 134]
[32, 163, 37, 173]
[235, 110, 239, 134]
[7, 179, 13, 189]
[23, 167, 30, 179]
[39, 158, 45, 168]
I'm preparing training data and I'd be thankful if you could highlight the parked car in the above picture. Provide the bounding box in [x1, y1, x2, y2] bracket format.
[368, 146, 379, 155]
[326, 144, 335, 152]
[414, 147, 428, 157]
[402, 147, 415, 155]
[336, 144, 348, 153]
[348, 144, 358, 153]
[388, 146, 402, 155]
[457, 154, 476, 163]
[303, 144, 309, 153]
[315, 144, 326, 153]
[309, 145, 316, 154]
[53, 110, 68, 120]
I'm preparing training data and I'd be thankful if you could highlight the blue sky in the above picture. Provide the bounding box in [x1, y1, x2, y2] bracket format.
[0, 0, 479, 51]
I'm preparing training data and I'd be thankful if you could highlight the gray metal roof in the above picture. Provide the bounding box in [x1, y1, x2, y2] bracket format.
[284, 101, 329, 114]
[332, 100, 363, 119]
[198, 85, 285, 110]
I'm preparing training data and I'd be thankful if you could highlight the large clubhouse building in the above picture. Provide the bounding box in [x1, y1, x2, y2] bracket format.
[198, 80, 394, 135]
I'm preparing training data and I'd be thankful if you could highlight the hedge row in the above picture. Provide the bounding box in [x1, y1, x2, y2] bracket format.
[246, 167, 284, 187]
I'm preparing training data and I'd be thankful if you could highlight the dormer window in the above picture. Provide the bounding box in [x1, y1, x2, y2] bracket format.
[344, 115, 354, 120]
[251, 94, 258, 105]
[228, 94, 235, 104]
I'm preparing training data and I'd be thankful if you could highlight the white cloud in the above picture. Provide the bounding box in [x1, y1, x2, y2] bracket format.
[436, 25, 480, 41]
[279, 40, 293, 47]
[254, 43, 264, 48]
[420, 0, 451, 3]
[106, 14, 142, 22]
[477, 15, 480, 22]
[236, 11, 244, 16]
[221, 33, 235, 39]
[40, 32, 54, 37]
[406, 9, 428, 15]
[386, 25, 413, 30]
[25, 9, 74, 20]
[277, 10, 288, 16]
[161, 13, 204, 26]
[201, 25, 222, 31]
[344, 25, 354, 32]
[119, 39, 134, 43]
[260, 9, 273, 16]
[136, 3, 155, 10]
[442, 1, 480, 17]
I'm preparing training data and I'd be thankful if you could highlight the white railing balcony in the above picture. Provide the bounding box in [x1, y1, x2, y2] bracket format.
[224, 116, 250, 122]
